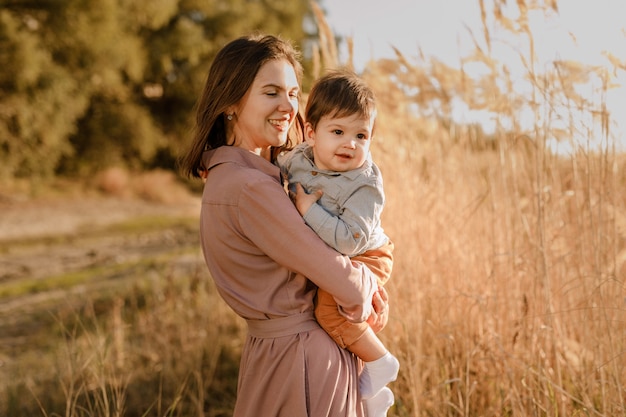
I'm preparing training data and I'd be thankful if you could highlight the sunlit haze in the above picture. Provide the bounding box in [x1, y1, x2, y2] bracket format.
[324, 0, 626, 152]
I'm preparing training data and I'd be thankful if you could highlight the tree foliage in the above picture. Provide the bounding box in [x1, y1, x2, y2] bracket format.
[0, 0, 314, 179]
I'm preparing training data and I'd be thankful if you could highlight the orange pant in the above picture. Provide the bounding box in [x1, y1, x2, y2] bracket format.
[315, 240, 394, 348]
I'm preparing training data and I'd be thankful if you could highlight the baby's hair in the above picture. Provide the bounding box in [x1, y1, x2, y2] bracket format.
[305, 69, 377, 132]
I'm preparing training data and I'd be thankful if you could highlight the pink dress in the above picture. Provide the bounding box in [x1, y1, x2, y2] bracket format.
[199, 146, 377, 416]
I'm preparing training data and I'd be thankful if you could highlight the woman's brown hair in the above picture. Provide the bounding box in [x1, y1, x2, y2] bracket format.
[180, 34, 305, 178]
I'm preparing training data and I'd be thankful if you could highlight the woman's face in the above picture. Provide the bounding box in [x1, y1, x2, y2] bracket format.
[230, 59, 300, 157]
[305, 112, 374, 172]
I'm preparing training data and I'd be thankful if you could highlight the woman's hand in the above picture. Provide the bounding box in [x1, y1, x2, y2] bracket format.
[367, 286, 389, 333]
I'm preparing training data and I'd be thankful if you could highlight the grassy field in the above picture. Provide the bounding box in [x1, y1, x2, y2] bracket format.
[2, 1, 625, 416]
[2, 127, 623, 417]
[354, 1, 626, 414]
[1, 145, 624, 417]
[374, 138, 625, 416]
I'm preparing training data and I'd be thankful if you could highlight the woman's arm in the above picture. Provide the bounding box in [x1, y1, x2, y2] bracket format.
[239, 176, 377, 322]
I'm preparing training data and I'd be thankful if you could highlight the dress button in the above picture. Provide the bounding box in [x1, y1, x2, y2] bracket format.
[312, 171, 317, 176]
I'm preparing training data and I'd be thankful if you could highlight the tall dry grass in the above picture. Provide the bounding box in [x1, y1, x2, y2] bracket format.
[314, 0, 625, 415]
[351, 1, 626, 416]
[375, 130, 625, 416]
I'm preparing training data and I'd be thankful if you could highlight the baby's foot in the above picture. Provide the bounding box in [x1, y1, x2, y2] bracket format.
[360, 352, 399, 399]
[363, 387, 394, 417]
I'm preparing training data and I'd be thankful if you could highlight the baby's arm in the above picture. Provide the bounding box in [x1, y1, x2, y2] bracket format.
[299, 180, 383, 256]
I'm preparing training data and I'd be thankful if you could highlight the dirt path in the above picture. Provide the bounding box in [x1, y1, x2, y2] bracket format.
[0, 194, 201, 242]
[0, 194, 204, 367]
[0, 194, 202, 288]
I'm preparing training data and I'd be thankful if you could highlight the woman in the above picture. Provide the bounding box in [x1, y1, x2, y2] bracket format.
[180, 34, 389, 416]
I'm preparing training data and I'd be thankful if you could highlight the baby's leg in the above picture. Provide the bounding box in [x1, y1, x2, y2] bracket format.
[315, 288, 399, 399]
[350, 328, 399, 399]
[349, 326, 387, 361]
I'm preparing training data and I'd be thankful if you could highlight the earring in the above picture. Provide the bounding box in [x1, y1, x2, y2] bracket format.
[227, 114, 233, 121]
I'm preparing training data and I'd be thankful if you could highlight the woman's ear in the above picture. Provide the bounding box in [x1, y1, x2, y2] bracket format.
[225, 105, 237, 119]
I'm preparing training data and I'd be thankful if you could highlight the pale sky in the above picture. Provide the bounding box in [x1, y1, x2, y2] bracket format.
[324, 1, 625, 69]
[324, 0, 478, 69]
[324, 0, 626, 152]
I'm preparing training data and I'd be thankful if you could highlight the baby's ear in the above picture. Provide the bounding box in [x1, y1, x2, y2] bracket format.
[304, 122, 316, 145]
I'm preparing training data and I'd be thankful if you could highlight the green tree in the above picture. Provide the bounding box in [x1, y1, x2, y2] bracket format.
[0, 8, 88, 179]
[140, 0, 314, 168]
[0, 0, 314, 180]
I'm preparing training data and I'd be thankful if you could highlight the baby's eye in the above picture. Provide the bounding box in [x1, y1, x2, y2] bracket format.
[357, 133, 368, 140]
[333, 129, 343, 135]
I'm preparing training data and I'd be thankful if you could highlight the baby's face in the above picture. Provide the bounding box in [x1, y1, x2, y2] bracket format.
[306, 113, 374, 172]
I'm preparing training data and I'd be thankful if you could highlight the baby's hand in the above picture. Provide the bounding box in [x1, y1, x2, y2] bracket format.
[294, 183, 323, 216]
[367, 286, 389, 333]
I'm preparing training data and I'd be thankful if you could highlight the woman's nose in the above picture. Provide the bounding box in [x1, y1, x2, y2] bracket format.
[279, 95, 296, 112]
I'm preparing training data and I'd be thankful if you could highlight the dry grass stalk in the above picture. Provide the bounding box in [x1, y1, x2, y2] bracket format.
[309, 1, 339, 71]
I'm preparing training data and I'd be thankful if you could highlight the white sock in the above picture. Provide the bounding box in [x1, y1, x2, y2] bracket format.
[360, 352, 399, 399]
[364, 386, 394, 417]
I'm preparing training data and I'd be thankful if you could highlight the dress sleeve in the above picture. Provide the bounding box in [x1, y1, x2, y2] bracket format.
[238, 175, 376, 323]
